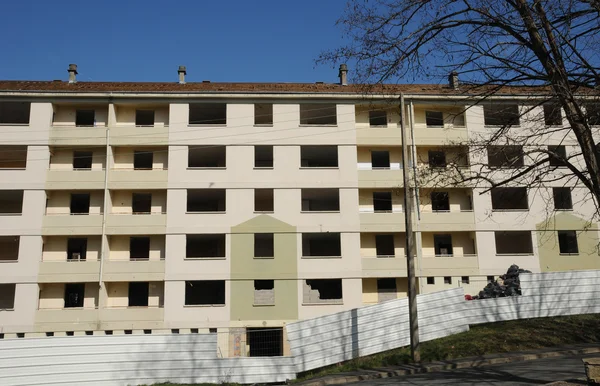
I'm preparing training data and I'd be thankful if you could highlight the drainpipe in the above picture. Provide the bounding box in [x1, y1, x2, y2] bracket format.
[99, 124, 110, 287]
[408, 100, 424, 293]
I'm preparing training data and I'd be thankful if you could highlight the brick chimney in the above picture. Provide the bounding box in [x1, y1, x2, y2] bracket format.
[449, 71, 459, 90]
[68, 64, 78, 84]
[339, 64, 348, 86]
[178, 66, 187, 84]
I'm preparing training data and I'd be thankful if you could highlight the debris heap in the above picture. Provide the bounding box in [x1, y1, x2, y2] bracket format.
[468, 264, 532, 300]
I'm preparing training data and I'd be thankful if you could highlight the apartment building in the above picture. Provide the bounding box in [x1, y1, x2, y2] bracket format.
[0, 64, 597, 356]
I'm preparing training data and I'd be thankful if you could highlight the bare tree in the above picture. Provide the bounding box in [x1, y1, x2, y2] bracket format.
[320, 0, 600, 217]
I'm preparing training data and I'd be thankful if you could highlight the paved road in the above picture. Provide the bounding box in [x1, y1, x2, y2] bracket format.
[346, 353, 600, 385]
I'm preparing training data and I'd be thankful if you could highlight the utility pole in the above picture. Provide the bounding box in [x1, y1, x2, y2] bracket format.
[400, 93, 420, 362]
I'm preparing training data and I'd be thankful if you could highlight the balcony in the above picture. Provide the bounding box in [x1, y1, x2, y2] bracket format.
[45, 170, 105, 190]
[106, 213, 166, 235]
[35, 308, 99, 331]
[49, 126, 108, 146]
[99, 306, 164, 329]
[419, 255, 479, 276]
[42, 214, 103, 236]
[108, 169, 168, 190]
[110, 125, 169, 146]
[103, 259, 165, 281]
[361, 256, 408, 277]
[356, 127, 402, 146]
[38, 260, 100, 282]
[412, 126, 468, 145]
[358, 169, 404, 188]
[360, 212, 406, 232]
[419, 211, 476, 231]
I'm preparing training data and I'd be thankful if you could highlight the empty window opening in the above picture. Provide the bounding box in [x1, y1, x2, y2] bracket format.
[0, 102, 30, 124]
[428, 151, 447, 167]
[255, 233, 274, 258]
[558, 231, 579, 254]
[487, 276, 495, 283]
[431, 192, 450, 212]
[300, 104, 337, 125]
[483, 104, 520, 126]
[70, 193, 90, 214]
[254, 280, 275, 306]
[301, 189, 340, 212]
[143, 329, 152, 335]
[461, 276, 470, 284]
[425, 111, 444, 127]
[553, 187, 573, 210]
[302, 233, 341, 257]
[0, 146, 27, 169]
[548, 145, 567, 167]
[125, 330, 132, 335]
[0, 284, 16, 309]
[301, 146, 338, 167]
[189, 103, 227, 125]
[46, 332, 54, 337]
[373, 192, 393, 212]
[135, 110, 155, 126]
[434, 234, 453, 256]
[544, 104, 562, 126]
[495, 231, 533, 254]
[371, 151, 390, 169]
[105, 331, 113, 335]
[128, 282, 149, 307]
[254, 146, 273, 168]
[75, 110, 95, 127]
[191, 328, 199, 334]
[0, 236, 19, 261]
[85, 331, 94, 336]
[255, 103, 273, 125]
[67, 238, 87, 261]
[487, 146, 524, 168]
[132, 193, 152, 214]
[66, 331, 74, 336]
[130, 237, 150, 260]
[209, 328, 217, 334]
[185, 281, 226, 305]
[0, 190, 23, 215]
[171, 329, 180, 334]
[426, 277, 435, 285]
[369, 110, 387, 126]
[64, 283, 85, 308]
[188, 146, 226, 168]
[375, 234, 395, 257]
[491, 187, 528, 210]
[73, 151, 93, 170]
[377, 278, 397, 292]
[134, 151, 154, 170]
[585, 103, 600, 126]
[187, 189, 226, 212]
[255, 189, 274, 212]
[444, 276, 452, 285]
[247, 327, 283, 357]
[304, 279, 343, 303]
[186, 234, 226, 258]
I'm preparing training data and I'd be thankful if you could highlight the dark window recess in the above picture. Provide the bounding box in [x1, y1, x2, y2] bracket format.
[0, 102, 30, 124]
[462, 276, 470, 284]
[369, 110, 387, 126]
[0, 190, 24, 214]
[375, 234, 395, 256]
[0, 284, 16, 309]
[444, 276, 452, 284]
[428, 151, 446, 167]
[585, 103, 600, 126]
[64, 283, 85, 308]
[305, 279, 343, 300]
[135, 110, 155, 126]
[548, 145, 567, 167]
[191, 328, 199, 334]
[431, 192, 450, 211]
[70, 193, 90, 214]
[185, 281, 225, 305]
[371, 151, 391, 168]
[247, 327, 283, 357]
[187, 189, 226, 212]
[255, 280, 274, 290]
[128, 282, 149, 307]
[302, 233, 342, 257]
[73, 151, 93, 170]
[301, 146, 338, 167]
[300, 104, 337, 125]
[0, 236, 19, 261]
[134, 151, 153, 169]
[254, 146, 273, 168]
[301, 189, 339, 211]
[487, 146, 524, 167]
[425, 111, 444, 127]
[130, 237, 151, 260]
[426, 277, 435, 285]
[553, 187, 573, 210]
[188, 146, 226, 168]
[544, 104, 562, 126]
[255, 233, 274, 257]
[490, 187, 528, 210]
[132, 193, 152, 214]
[186, 234, 226, 258]
[189, 103, 227, 125]
[434, 234, 453, 256]
[254, 189, 274, 212]
[255, 104, 273, 125]
[373, 192, 393, 212]
[487, 276, 495, 283]
[377, 278, 397, 291]
[483, 104, 520, 126]
[75, 110, 95, 126]
[495, 231, 533, 254]
[67, 238, 87, 261]
[0, 145, 27, 169]
[558, 231, 579, 254]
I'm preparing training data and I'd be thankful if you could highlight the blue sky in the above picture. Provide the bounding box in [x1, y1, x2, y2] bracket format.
[0, 0, 347, 83]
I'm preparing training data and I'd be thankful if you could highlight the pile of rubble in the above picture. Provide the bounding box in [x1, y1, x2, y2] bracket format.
[466, 264, 532, 300]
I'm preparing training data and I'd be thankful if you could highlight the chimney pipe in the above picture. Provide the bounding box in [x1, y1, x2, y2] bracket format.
[178, 66, 187, 84]
[67, 64, 78, 84]
[339, 64, 348, 86]
[449, 71, 459, 90]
